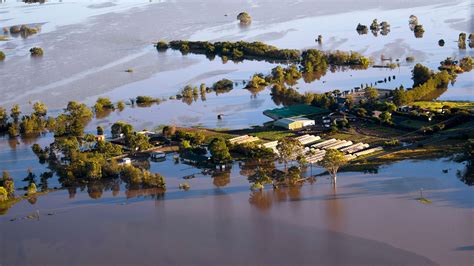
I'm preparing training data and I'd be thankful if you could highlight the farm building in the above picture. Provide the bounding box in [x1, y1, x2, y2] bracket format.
[229, 135, 260, 145]
[294, 134, 321, 145]
[150, 151, 166, 161]
[274, 117, 315, 130]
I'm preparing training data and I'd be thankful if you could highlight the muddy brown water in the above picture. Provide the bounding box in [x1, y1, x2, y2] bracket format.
[0, 156, 472, 265]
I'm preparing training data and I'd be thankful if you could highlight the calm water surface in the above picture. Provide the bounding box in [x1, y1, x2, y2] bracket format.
[0, 157, 472, 265]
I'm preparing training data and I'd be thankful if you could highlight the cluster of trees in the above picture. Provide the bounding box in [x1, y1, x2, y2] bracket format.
[179, 85, 200, 101]
[267, 64, 302, 86]
[408, 15, 424, 38]
[30, 116, 166, 190]
[327, 50, 371, 67]
[174, 79, 237, 104]
[94, 97, 115, 113]
[392, 65, 455, 106]
[4, 24, 41, 38]
[247, 138, 348, 190]
[1, 98, 130, 139]
[0, 101, 55, 137]
[302, 49, 369, 68]
[230, 142, 274, 161]
[245, 73, 269, 92]
[368, 19, 390, 36]
[167, 40, 301, 62]
[208, 138, 232, 164]
[459, 56, 473, 72]
[54, 101, 93, 137]
[111, 121, 151, 153]
[0, 171, 15, 202]
[438, 57, 473, 74]
[172, 129, 206, 154]
[135, 96, 163, 106]
[212, 78, 234, 93]
[177, 84, 211, 104]
[270, 84, 341, 110]
[120, 165, 166, 189]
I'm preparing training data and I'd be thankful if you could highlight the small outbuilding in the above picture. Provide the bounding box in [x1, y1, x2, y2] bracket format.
[150, 151, 166, 161]
[274, 117, 315, 130]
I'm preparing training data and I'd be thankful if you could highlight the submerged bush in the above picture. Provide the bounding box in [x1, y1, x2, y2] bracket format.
[356, 23, 368, 35]
[27, 183, 37, 195]
[459, 56, 473, 72]
[237, 12, 252, 24]
[370, 19, 379, 31]
[212, 78, 234, 92]
[0, 187, 7, 202]
[414, 25, 424, 38]
[458, 33, 467, 49]
[155, 40, 169, 51]
[29, 47, 44, 56]
[0, 51, 5, 61]
[136, 96, 161, 105]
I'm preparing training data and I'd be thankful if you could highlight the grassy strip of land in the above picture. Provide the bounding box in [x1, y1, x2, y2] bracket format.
[392, 115, 432, 130]
[412, 101, 474, 111]
[251, 130, 296, 141]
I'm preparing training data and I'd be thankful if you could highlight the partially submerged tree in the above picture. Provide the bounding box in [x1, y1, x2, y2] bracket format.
[412, 63, 433, 87]
[364, 87, 379, 102]
[155, 40, 169, 51]
[276, 137, 303, 169]
[458, 33, 467, 49]
[209, 138, 232, 164]
[248, 168, 272, 190]
[356, 23, 368, 35]
[414, 25, 424, 38]
[29, 47, 44, 56]
[318, 149, 347, 186]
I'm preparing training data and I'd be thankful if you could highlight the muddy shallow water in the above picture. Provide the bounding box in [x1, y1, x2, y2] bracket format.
[0, 157, 472, 265]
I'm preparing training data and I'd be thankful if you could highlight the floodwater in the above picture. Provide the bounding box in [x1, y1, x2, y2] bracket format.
[0, 157, 472, 265]
[0, 1, 473, 265]
[0, 0, 472, 112]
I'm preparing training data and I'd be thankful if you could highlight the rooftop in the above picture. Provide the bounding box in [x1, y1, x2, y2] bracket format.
[263, 104, 329, 120]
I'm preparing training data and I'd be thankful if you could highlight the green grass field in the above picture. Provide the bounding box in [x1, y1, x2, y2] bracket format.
[263, 104, 329, 119]
[392, 115, 431, 129]
[251, 130, 295, 140]
[413, 101, 474, 111]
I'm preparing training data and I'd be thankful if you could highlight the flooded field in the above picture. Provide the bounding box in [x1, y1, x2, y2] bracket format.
[0, 0, 473, 265]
